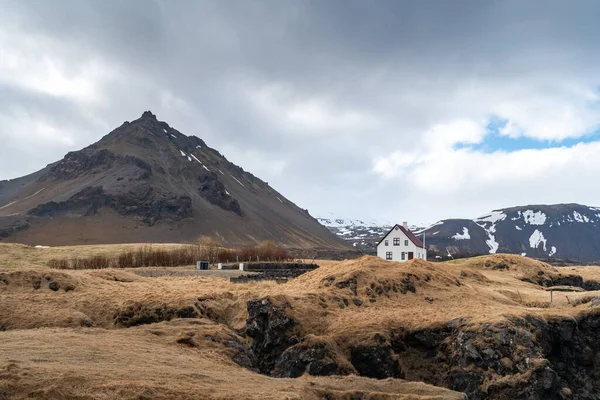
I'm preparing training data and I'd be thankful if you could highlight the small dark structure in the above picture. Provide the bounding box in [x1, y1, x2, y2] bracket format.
[196, 261, 209, 270]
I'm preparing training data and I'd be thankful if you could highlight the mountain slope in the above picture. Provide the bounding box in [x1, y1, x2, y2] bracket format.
[0, 111, 347, 249]
[420, 204, 600, 261]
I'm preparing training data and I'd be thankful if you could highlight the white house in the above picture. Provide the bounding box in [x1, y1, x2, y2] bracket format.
[376, 222, 427, 262]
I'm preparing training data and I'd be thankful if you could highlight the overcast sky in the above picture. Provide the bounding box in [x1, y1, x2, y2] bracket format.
[2, 0, 600, 225]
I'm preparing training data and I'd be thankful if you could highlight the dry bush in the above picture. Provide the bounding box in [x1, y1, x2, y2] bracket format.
[118, 251, 135, 268]
[46, 241, 291, 270]
[234, 241, 290, 263]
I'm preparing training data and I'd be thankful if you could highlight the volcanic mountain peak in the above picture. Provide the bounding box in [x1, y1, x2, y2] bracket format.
[0, 112, 346, 249]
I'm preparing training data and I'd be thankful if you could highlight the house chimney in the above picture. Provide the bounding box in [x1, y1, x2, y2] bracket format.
[402, 221, 408, 229]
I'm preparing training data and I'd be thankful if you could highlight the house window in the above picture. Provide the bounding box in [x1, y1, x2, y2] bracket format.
[401, 252, 405, 260]
[393, 238, 400, 246]
[404, 240, 409, 246]
[386, 252, 393, 260]
[385, 240, 389, 246]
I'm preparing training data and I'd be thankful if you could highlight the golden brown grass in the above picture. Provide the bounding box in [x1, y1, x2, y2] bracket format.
[3, 243, 600, 399]
[0, 322, 462, 400]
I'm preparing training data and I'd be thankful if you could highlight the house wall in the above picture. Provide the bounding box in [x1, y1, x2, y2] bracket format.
[376, 226, 427, 262]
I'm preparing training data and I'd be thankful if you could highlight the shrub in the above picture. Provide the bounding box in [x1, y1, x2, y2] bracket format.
[46, 241, 291, 270]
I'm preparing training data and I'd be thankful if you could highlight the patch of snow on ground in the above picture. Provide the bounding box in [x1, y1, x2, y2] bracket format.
[521, 252, 526, 256]
[218, 169, 225, 175]
[432, 231, 439, 235]
[163, 128, 167, 133]
[203, 165, 210, 171]
[549, 246, 557, 257]
[196, 145, 202, 149]
[171, 134, 177, 139]
[511, 211, 522, 221]
[522, 210, 547, 225]
[277, 197, 283, 203]
[179, 150, 186, 156]
[190, 154, 202, 163]
[452, 227, 470, 240]
[34, 245, 50, 249]
[230, 174, 245, 187]
[515, 225, 522, 230]
[573, 211, 590, 223]
[529, 229, 547, 251]
[225, 190, 230, 195]
[187, 156, 192, 162]
[353, 243, 357, 247]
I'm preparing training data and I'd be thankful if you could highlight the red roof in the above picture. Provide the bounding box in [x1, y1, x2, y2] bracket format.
[399, 225, 425, 248]
[377, 224, 425, 249]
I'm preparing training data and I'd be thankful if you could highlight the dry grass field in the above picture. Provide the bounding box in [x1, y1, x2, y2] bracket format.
[2, 243, 600, 399]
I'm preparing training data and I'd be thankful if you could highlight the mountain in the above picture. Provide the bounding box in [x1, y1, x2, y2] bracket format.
[420, 204, 600, 261]
[319, 204, 600, 261]
[0, 111, 347, 249]
[316, 214, 421, 253]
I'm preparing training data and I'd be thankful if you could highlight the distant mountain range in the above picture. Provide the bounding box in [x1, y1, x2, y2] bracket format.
[0, 111, 347, 249]
[319, 204, 600, 261]
[316, 215, 421, 253]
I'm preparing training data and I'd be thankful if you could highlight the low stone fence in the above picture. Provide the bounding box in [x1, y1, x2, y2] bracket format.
[228, 262, 319, 283]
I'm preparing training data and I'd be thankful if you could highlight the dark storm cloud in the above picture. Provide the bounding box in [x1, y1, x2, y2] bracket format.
[2, 0, 600, 222]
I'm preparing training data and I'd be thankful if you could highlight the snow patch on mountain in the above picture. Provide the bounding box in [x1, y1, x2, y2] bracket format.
[414, 221, 443, 234]
[529, 229, 547, 251]
[475, 211, 506, 225]
[573, 211, 590, 223]
[515, 225, 522, 230]
[549, 246, 557, 257]
[474, 211, 506, 254]
[522, 210, 547, 225]
[452, 227, 470, 240]
[317, 214, 395, 229]
[230, 174, 245, 188]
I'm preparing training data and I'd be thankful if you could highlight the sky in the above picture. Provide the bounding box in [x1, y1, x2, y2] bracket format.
[2, 0, 600, 226]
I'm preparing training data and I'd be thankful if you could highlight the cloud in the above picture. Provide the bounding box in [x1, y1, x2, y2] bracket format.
[2, 0, 600, 225]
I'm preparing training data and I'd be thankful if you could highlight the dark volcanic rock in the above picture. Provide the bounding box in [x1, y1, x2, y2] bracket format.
[114, 303, 199, 327]
[28, 186, 192, 225]
[197, 173, 242, 216]
[350, 344, 403, 379]
[245, 298, 300, 374]
[272, 339, 353, 378]
[41, 149, 118, 181]
[0, 216, 29, 239]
